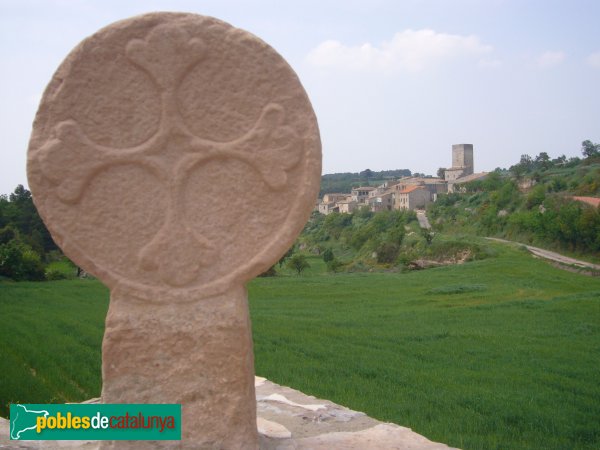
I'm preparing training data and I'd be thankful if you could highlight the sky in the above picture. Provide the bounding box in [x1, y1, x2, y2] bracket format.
[1, 0, 599, 194]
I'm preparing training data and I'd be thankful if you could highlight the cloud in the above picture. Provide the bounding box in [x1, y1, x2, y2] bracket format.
[306, 29, 493, 72]
[536, 51, 565, 68]
[586, 51, 600, 68]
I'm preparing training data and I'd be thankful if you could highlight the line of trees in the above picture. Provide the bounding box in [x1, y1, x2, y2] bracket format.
[320, 168, 412, 196]
[509, 140, 600, 180]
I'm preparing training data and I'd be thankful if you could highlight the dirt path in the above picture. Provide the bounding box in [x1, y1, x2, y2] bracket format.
[486, 237, 600, 271]
[416, 210, 431, 229]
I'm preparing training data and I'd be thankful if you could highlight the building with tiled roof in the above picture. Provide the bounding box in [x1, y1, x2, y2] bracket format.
[395, 186, 431, 210]
[316, 144, 484, 214]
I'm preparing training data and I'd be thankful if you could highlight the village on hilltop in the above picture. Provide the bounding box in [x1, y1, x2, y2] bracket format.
[318, 144, 489, 214]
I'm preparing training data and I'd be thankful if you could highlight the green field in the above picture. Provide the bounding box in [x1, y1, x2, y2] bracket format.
[1, 241, 599, 449]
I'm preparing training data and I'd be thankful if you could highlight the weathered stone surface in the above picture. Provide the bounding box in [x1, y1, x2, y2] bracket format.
[0, 377, 459, 449]
[256, 418, 292, 440]
[27, 12, 321, 449]
[28, 12, 321, 298]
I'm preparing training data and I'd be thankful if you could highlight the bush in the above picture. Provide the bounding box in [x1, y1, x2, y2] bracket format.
[0, 239, 45, 281]
[376, 242, 400, 264]
[326, 258, 344, 272]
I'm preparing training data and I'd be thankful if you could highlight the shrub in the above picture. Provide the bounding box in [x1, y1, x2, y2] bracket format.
[45, 268, 67, 281]
[376, 242, 400, 264]
[326, 258, 344, 272]
[0, 239, 45, 281]
[322, 248, 334, 263]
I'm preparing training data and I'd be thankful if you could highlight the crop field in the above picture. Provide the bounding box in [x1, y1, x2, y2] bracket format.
[1, 241, 599, 449]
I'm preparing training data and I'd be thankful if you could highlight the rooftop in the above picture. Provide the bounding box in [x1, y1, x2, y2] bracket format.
[352, 186, 376, 191]
[398, 186, 426, 194]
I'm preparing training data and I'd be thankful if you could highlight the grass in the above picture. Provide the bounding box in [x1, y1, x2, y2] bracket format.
[1, 242, 600, 449]
[0, 280, 108, 413]
[251, 245, 600, 450]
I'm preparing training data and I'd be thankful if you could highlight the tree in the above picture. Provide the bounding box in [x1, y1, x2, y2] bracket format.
[509, 162, 527, 180]
[552, 154, 567, 165]
[1, 185, 57, 254]
[581, 140, 600, 158]
[360, 169, 373, 180]
[437, 167, 446, 179]
[535, 152, 551, 170]
[0, 185, 60, 281]
[286, 254, 310, 275]
[509, 155, 533, 179]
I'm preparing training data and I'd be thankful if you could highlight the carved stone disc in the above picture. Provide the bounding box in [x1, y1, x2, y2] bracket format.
[27, 13, 321, 300]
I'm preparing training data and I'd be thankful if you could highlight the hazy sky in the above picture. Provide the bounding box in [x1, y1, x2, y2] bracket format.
[1, 0, 599, 194]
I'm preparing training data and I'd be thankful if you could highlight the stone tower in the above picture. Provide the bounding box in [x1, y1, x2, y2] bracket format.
[445, 143, 474, 182]
[452, 144, 474, 176]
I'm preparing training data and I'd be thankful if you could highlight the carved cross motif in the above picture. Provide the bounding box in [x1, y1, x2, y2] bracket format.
[37, 23, 302, 286]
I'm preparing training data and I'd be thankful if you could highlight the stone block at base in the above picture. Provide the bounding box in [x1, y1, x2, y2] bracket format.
[0, 377, 458, 449]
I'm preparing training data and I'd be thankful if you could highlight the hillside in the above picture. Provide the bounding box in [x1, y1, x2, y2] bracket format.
[429, 158, 600, 262]
[2, 141, 599, 281]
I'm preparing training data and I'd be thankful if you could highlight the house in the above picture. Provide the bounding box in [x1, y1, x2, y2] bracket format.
[318, 193, 351, 215]
[323, 193, 351, 203]
[351, 186, 376, 204]
[394, 177, 447, 197]
[337, 200, 358, 214]
[369, 181, 400, 198]
[394, 186, 431, 211]
[318, 201, 338, 215]
[368, 191, 394, 212]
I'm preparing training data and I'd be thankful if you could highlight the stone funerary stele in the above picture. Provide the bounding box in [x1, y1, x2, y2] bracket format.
[27, 12, 321, 449]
